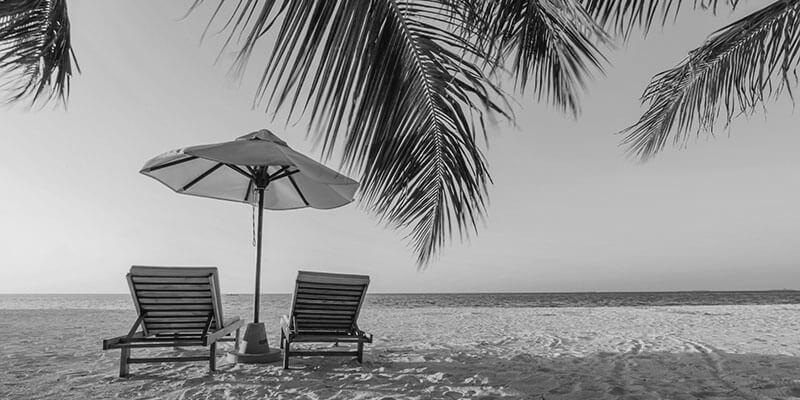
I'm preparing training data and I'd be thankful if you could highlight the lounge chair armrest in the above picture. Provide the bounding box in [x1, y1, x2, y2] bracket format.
[203, 317, 244, 346]
[103, 335, 126, 350]
[103, 331, 146, 350]
[280, 315, 294, 337]
[353, 328, 373, 343]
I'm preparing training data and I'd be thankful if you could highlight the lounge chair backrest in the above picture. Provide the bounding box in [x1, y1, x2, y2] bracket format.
[290, 271, 370, 333]
[127, 266, 224, 336]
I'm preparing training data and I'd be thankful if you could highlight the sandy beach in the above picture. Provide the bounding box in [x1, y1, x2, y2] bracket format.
[2, 301, 800, 399]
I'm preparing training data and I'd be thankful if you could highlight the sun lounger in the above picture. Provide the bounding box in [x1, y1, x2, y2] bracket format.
[102, 266, 244, 377]
[280, 270, 373, 369]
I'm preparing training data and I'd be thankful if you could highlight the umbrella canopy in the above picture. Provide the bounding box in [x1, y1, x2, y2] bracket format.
[140, 129, 359, 324]
[141, 129, 358, 210]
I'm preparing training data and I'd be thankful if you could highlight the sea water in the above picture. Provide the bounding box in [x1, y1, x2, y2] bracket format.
[2, 290, 799, 310]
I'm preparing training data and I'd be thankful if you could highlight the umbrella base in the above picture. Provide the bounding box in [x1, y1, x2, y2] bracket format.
[228, 349, 281, 364]
[228, 322, 282, 364]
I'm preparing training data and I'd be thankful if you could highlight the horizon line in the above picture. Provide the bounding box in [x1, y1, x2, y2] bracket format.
[2, 288, 799, 296]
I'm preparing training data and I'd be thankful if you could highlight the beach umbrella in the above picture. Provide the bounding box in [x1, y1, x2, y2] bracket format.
[140, 129, 359, 362]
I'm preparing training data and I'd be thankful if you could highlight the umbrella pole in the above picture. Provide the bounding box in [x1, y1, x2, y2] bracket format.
[234, 183, 280, 363]
[233, 185, 281, 364]
[254, 186, 265, 323]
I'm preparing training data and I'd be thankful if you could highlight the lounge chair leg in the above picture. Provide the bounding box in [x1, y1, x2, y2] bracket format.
[282, 340, 290, 369]
[234, 328, 241, 351]
[119, 348, 130, 377]
[209, 343, 217, 372]
[357, 340, 364, 363]
[280, 330, 285, 349]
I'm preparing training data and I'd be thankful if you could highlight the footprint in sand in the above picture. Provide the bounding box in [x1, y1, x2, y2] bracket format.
[628, 339, 644, 354]
[542, 335, 562, 349]
[677, 337, 762, 399]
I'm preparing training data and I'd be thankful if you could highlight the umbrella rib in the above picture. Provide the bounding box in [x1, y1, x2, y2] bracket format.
[270, 169, 299, 182]
[145, 156, 198, 172]
[244, 179, 253, 202]
[225, 163, 253, 180]
[287, 174, 310, 207]
[181, 163, 224, 192]
[268, 166, 290, 180]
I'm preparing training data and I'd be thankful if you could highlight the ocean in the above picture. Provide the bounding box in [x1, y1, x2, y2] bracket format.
[2, 290, 799, 310]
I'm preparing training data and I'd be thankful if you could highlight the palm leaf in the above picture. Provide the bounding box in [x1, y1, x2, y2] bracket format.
[621, 0, 800, 160]
[192, 0, 510, 265]
[481, 0, 610, 116]
[0, 0, 78, 107]
[582, 0, 739, 38]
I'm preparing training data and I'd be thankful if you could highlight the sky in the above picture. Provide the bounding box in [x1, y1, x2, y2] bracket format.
[1, 1, 799, 294]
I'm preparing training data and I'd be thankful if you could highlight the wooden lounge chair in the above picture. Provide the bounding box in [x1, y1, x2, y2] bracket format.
[280, 270, 373, 369]
[102, 266, 244, 377]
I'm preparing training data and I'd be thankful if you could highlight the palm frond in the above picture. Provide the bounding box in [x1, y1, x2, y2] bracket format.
[0, 0, 78, 107]
[192, 0, 510, 265]
[482, 0, 610, 116]
[582, 0, 739, 38]
[621, 0, 800, 160]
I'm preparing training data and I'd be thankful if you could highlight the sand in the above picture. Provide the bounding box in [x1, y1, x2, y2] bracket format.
[2, 304, 800, 399]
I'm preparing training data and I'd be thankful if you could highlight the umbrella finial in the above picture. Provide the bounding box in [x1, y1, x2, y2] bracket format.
[238, 129, 288, 146]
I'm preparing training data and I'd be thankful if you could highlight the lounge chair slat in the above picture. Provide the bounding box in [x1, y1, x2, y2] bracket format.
[297, 292, 361, 302]
[295, 319, 353, 325]
[153, 331, 203, 336]
[140, 304, 214, 311]
[295, 320, 353, 325]
[295, 299, 360, 305]
[297, 325, 352, 330]
[295, 299, 359, 306]
[297, 288, 364, 298]
[295, 307, 357, 314]
[131, 276, 210, 284]
[295, 315, 353, 325]
[111, 341, 206, 348]
[133, 284, 212, 291]
[294, 314, 353, 319]
[295, 298, 361, 306]
[145, 317, 212, 323]
[138, 298, 213, 304]
[135, 291, 212, 298]
[146, 321, 212, 327]
[297, 282, 366, 290]
[128, 336, 204, 342]
[146, 323, 213, 329]
[297, 327, 352, 332]
[296, 322, 352, 328]
[294, 323, 353, 328]
[294, 302, 358, 310]
[296, 288, 364, 296]
[288, 335, 367, 343]
[296, 271, 369, 286]
[127, 356, 210, 364]
[293, 312, 355, 319]
[294, 302, 359, 310]
[295, 301, 358, 312]
[284, 350, 359, 357]
[144, 311, 213, 317]
[148, 329, 207, 334]
[294, 308, 355, 315]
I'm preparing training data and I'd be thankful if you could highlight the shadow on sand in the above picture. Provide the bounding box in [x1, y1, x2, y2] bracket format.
[88, 345, 800, 400]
